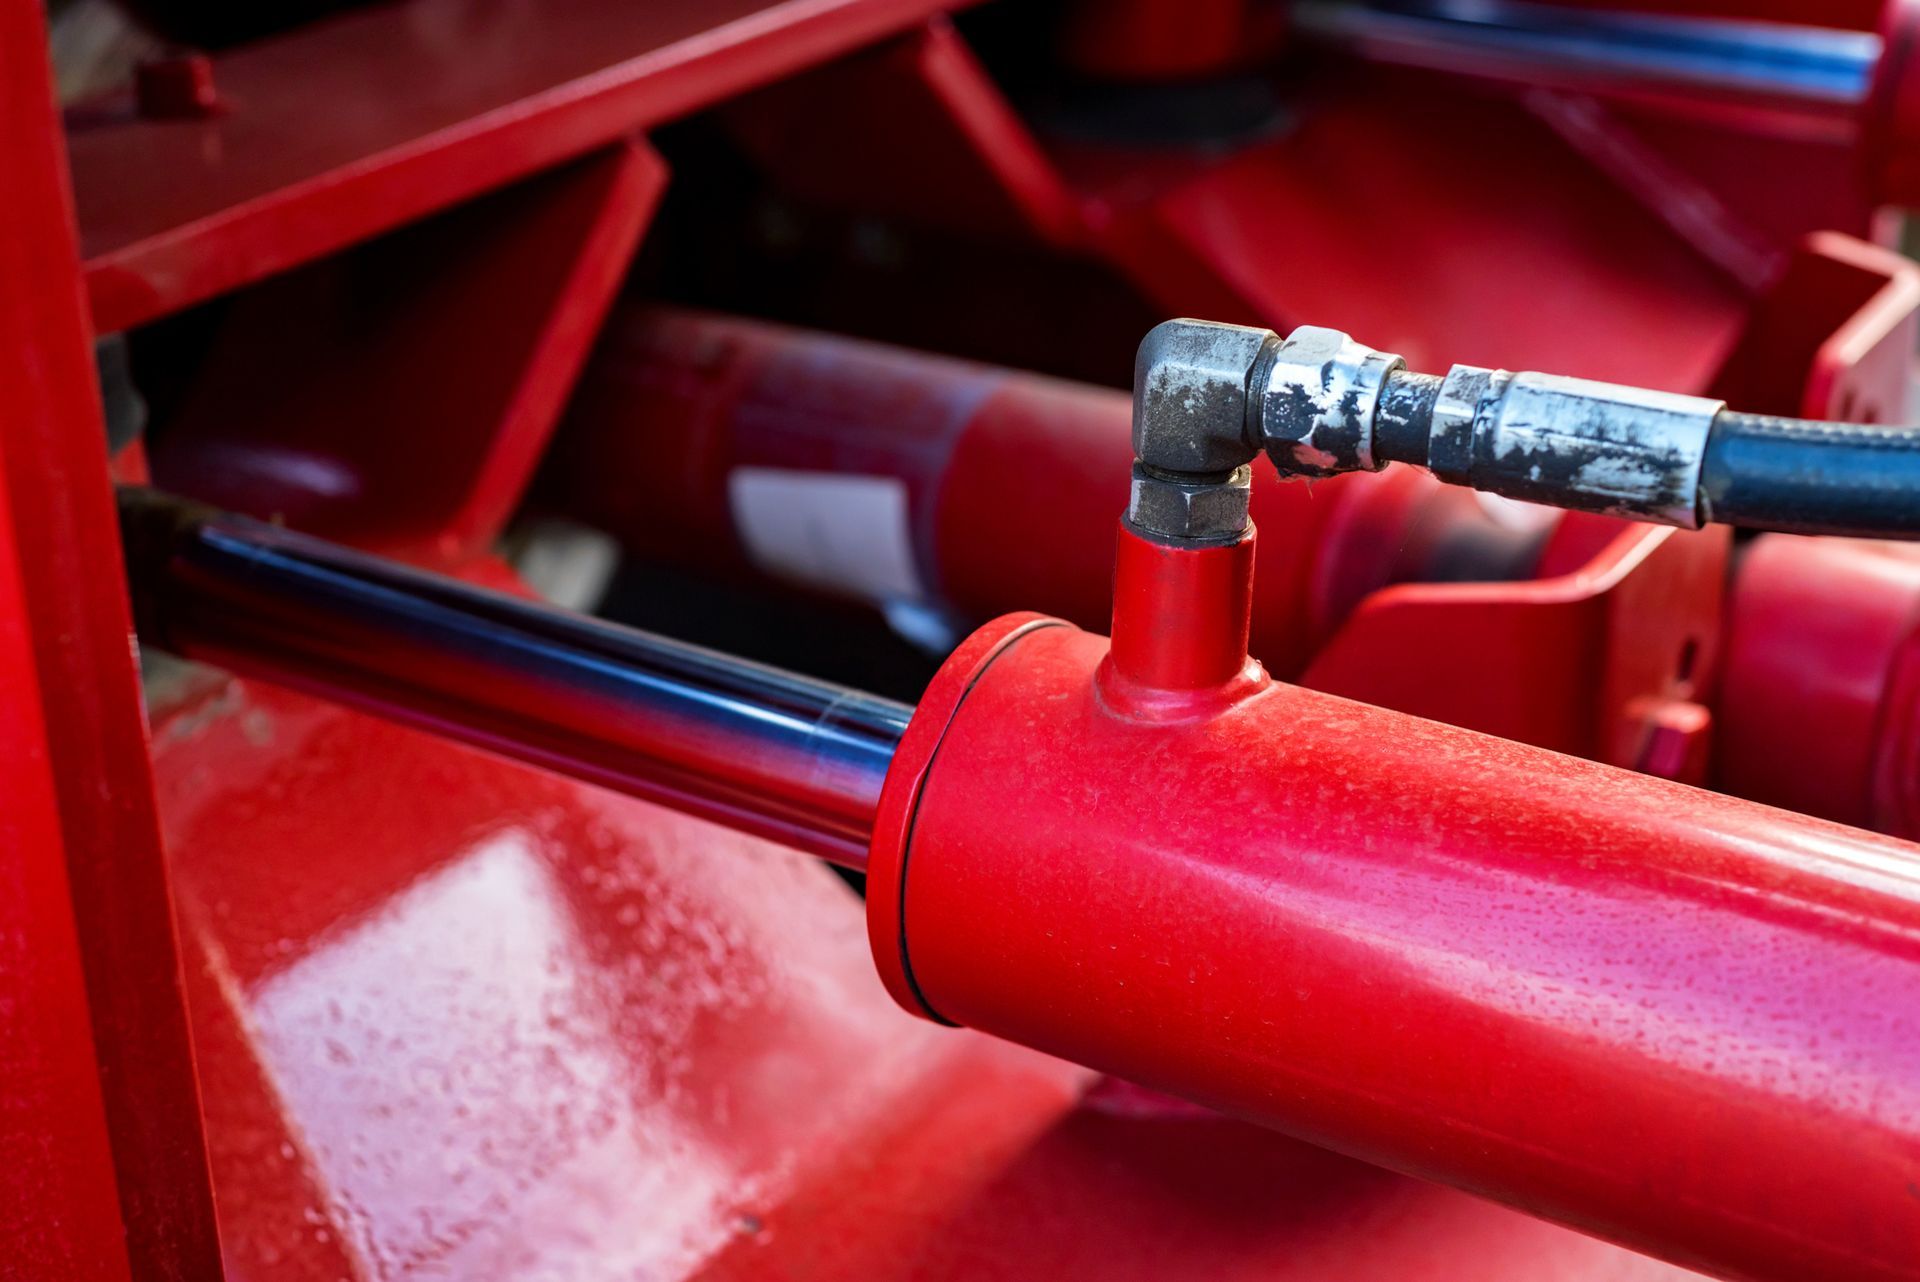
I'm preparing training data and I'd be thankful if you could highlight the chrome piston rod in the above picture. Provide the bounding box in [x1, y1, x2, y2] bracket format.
[119, 489, 908, 870]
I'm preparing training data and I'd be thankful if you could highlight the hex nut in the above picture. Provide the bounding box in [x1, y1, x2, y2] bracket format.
[1428, 365, 1511, 486]
[1258, 326, 1405, 478]
[1126, 463, 1253, 543]
[1132, 319, 1274, 475]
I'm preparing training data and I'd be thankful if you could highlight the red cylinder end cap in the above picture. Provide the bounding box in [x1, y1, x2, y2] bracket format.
[866, 612, 1072, 1023]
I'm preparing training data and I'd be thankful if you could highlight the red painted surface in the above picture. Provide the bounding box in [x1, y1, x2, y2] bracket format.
[1057, 0, 1283, 81]
[1075, 75, 1786, 389]
[1713, 233, 1920, 422]
[872, 526, 1920, 1282]
[0, 4, 221, 1275]
[1303, 517, 1728, 776]
[67, 0, 977, 331]
[1719, 534, 1920, 836]
[1867, 0, 1920, 206]
[152, 139, 665, 566]
[15, 0, 1920, 1271]
[715, 18, 1896, 389]
[900, 1104, 1706, 1282]
[0, 251, 133, 1281]
[1104, 523, 1264, 705]
[146, 667, 1087, 1279]
[724, 20, 1085, 247]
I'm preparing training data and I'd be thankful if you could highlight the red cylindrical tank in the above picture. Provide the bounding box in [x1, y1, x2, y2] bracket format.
[544, 305, 1544, 678]
[869, 524, 1920, 1282]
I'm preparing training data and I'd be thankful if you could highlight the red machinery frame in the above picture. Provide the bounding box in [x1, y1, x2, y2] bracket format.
[2, 5, 219, 1275]
[12, 0, 1920, 1277]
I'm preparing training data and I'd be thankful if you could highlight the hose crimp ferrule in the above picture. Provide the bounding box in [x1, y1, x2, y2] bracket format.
[1257, 326, 1405, 478]
[1430, 363, 1724, 528]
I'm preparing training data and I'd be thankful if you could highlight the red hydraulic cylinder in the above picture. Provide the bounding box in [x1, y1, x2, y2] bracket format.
[546, 305, 1542, 677]
[869, 521, 1920, 1282]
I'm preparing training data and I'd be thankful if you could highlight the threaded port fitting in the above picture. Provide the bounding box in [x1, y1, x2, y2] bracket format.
[1125, 462, 1254, 544]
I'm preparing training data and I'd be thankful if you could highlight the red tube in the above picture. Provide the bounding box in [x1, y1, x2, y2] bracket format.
[546, 305, 1540, 677]
[1107, 524, 1258, 695]
[1719, 532, 1920, 838]
[869, 523, 1920, 1282]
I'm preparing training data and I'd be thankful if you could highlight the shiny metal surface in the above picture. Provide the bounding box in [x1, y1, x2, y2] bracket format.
[1257, 324, 1406, 477]
[1299, 0, 1878, 106]
[123, 493, 908, 869]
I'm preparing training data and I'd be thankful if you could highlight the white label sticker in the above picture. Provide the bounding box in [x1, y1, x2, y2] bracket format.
[727, 468, 924, 604]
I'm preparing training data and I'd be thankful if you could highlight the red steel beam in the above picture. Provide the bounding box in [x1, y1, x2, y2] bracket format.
[0, 4, 222, 1276]
[68, 0, 975, 332]
[151, 139, 668, 567]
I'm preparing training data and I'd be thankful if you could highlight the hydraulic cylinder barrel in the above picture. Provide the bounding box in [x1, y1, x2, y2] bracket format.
[869, 523, 1920, 1282]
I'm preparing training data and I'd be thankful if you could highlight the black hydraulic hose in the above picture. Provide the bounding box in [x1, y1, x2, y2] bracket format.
[1699, 411, 1920, 539]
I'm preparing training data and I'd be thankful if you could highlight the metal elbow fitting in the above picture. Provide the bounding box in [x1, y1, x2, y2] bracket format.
[1131, 318, 1406, 481]
[1128, 319, 1266, 542]
[1128, 318, 1401, 542]
[1131, 318, 1270, 476]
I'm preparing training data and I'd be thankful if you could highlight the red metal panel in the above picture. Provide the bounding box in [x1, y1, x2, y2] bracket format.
[0, 347, 132, 1281]
[0, 2, 221, 1275]
[1078, 74, 1755, 390]
[151, 139, 666, 565]
[68, 0, 974, 332]
[1711, 232, 1920, 421]
[1303, 517, 1728, 775]
[724, 20, 1085, 246]
[146, 666, 1087, 1279]
[699, 21, 1893, 401]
